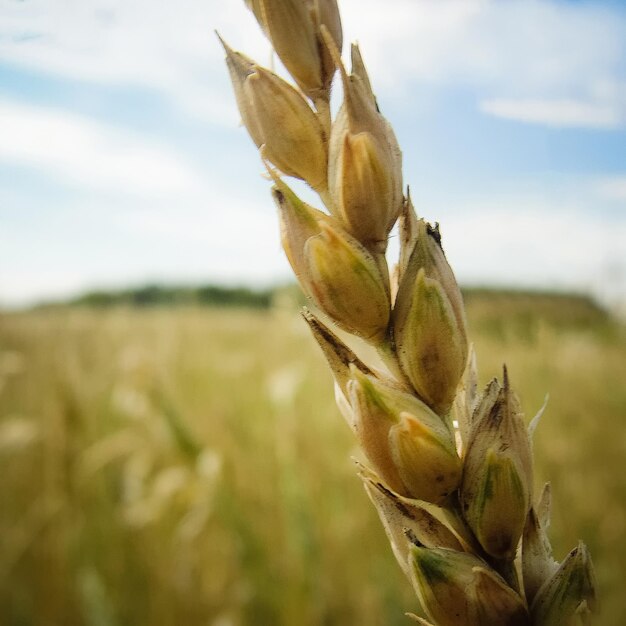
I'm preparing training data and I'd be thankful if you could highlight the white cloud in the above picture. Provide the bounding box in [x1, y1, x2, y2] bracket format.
[116, 186, 285, 271]
[0, 201, 290, 307]
[479, 97, 625, 128]
[2, 1, 624, 128]
[440, 201, 626, 302]
[0, 0, 270, 124]
[0, 99, 204, 196]
[2, 181, 624, 306]
[0, 98, 289, 307]
[340, 1, 625, 88]
[339, 0, 626, 127]
[595, 176, 626, 202]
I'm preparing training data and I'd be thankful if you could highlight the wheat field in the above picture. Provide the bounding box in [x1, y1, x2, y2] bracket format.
[0, 294, 624, 625]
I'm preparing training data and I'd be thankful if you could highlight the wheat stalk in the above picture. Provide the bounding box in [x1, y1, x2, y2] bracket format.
[219, 2, 598, 624]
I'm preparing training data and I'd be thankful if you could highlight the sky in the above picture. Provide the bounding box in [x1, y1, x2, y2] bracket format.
[0, 0, 625, 307]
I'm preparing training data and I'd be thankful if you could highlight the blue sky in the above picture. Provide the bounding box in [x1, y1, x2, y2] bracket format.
[0, 0, 625, 307]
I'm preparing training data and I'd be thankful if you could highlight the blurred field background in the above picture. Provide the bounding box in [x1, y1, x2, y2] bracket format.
[0, 289, 624, 626]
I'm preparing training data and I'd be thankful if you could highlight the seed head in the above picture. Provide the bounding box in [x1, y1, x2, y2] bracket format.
[271, 173, 327, 287]
[393, 220, 467, 415]
[460, 374, 533, 560]
[530, 542, 598, 626]
[409, 545, 529, 626]
[326, 32, 402, 251]
[220, 37, 328, 190]
[389, 412, 462, 505]
[271, 168, 389, 341]
[348, 369, 461, 503]
[304, 220, 391, 341]
[333, 130, 397, 252]
[244, 0, 342, 100]
[249, 68, 327, 189]
[393, 266, 467, 416]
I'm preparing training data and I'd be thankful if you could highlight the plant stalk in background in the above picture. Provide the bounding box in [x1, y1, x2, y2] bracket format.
[220, 1, 598, 623]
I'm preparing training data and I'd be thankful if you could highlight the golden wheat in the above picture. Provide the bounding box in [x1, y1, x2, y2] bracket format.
[221, 2, 597, 624]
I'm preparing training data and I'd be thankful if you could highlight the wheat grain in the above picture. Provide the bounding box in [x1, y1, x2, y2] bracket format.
[220, 1, 598, 623]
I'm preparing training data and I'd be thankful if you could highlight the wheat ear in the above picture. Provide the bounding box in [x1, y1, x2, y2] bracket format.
[219, 2, 598, 624]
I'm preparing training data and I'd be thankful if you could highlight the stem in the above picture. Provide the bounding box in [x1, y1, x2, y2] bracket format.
[373, 251, 391, 300]
[313, 95, 337, 217]
[314, 95, 332, 143]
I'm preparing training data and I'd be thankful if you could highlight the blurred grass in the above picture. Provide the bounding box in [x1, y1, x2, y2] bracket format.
[0, 292, 624, 625]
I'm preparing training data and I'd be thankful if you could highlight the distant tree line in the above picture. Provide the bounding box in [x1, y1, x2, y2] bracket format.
[37, 284, 607, 329]
[66, 284, 278, 309]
